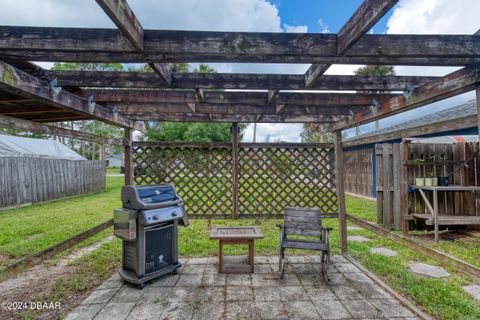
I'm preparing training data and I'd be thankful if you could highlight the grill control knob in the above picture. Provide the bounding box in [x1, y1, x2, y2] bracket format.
[171, 212, 177, 217]
[152, 214, 159, 220]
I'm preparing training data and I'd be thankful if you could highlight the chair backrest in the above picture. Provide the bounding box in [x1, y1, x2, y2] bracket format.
[284, 207, 322, 237]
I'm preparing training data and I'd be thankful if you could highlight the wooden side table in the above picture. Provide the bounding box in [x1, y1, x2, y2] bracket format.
[210, 226, 264, 273]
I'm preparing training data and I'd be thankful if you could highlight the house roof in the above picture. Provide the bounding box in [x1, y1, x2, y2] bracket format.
[345, 99, 477, 144]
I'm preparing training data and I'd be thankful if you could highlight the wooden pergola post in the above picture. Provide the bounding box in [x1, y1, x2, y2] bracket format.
[232, 122, 239, 219]
[124, 128, 134, 185]
[476, 86, 480, 150]
[335, 130, 347, 253]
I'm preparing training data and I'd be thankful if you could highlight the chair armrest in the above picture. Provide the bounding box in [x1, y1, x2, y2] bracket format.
[276, 224, 283, 228]
[320, 227, 333, 232]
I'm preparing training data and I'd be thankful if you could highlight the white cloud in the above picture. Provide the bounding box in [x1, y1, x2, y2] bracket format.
[350, 0, 480, 137]
[387, 0, 480, 76]
[283, 24, 308, 33]
[317, 18, 330, 33]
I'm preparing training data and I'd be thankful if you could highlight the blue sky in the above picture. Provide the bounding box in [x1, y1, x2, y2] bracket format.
[272, 0, 394, 34]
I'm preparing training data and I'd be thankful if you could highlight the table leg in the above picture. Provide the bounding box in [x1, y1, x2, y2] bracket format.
[219, 240, 223, 273]
[248, 240, 254, 273]
[433, 190, 439, 243]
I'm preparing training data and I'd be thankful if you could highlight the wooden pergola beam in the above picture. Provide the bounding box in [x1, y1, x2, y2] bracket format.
[95, 0, 173, 85]
[337, 0, 398, 54]
[335, 64, 480, 130]
[95, 0, 144, 50]
[0, 114, 123, 145]
[1, 27, 479, 63]
[343, 114, 478, 148]
[305, 0, 398, 88]
[81, 89, 396, 106]
[42, 70, 439, 91]
[125, 112, 345, 123]
[113, 103, 365, 116]
[0, 61, 140, 130]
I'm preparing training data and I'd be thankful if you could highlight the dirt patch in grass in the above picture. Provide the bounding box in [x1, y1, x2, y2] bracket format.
[0, 236, 117, 320]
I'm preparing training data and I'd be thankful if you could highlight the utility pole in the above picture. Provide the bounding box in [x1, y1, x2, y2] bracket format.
[253, 123, 257, 142]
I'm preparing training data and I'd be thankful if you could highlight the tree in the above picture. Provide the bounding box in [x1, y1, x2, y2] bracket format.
[353, 65, 395, 77]
[300, 124, 334, 143]
[353, 65, 396, 133]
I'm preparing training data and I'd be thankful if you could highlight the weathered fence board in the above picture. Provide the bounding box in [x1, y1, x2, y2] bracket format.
[132, 142, 338, 218]
[0, 157, 105, 208]
[375, 141, 480, 230]
[344, 147, 374, 197]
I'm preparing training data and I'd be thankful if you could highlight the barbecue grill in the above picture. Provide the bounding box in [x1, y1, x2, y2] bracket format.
[114, 184, 188, 288]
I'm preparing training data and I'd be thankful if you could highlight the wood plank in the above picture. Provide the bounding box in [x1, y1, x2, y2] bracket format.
[343, 114, 478, 147]
[335, 131, 347, 253]
[335, 63, 480, 130]
[46, 70, 439, 90]
[124, 112, 345, 123]
[4, 51, 475, 65]
[114, 102, 364, 116]
[393, 143, 401, 230]
[382, 144, 392, 229]
[83, 89, 395, 106]
[0, 114, 122, 145]
[231, 123, 239, 219]
[284, 228, 322, 237]
[1, 26, 479, 62]
[337, 0, 398, 54]
[95, 0, 144, 50]
[0, 61, 140, 129]
[124, 128, 133, 185]
[304, 64, 331, 88]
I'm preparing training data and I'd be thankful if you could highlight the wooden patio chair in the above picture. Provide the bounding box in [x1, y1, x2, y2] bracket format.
[277, 207, 332, 281]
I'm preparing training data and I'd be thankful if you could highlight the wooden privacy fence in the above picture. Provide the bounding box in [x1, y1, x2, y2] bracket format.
[0, 157, 106, 208]
[132, 142, 338, 219]
[376, 141, 480, 231]
[344, 147, 374, 198]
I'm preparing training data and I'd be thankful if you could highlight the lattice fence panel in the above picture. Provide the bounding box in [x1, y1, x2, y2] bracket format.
[132, 142, 337, 218]
[238, 144, 337, 217]
[133, 143, 233, 218]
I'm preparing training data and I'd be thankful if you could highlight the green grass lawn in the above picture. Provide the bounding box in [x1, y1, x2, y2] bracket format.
[0, 176, 123, 267]
[106, 167, 121, 174]
[346, 194, 480, 269]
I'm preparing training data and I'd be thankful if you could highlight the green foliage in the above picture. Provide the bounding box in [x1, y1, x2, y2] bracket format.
[51, 63, 124, 72]
[300, 124, 335, 143]
[143, 122, 247, 142]
[192, 63, 216, 73]
[354, 65, 395, 76]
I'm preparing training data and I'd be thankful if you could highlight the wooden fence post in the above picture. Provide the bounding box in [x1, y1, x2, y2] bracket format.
[124, 128, 133, 185]
[375, 144, 383, 225]
[382, 144, 391, 229]
[232, 123, 239, 219]
[400, 141, 409, 234]
[335, 131, 347, 253]
[477, 86, 480, 152]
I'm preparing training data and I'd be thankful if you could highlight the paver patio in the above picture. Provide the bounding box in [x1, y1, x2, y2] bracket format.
[66, 255, 418, 320]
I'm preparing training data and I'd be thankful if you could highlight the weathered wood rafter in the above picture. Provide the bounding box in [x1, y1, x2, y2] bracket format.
[95, 0, 173, 85]
[80, 89, 395, 106]
[124, 112, 345, 123]
[305, 0, 398, 88]
[112, 102, 366, 116]
[0, 114, 123, 145]
[1, 26, 479, 64]
[335, 63, 480, 130]
[40, 70, 439, 91]
[0, 61, 141, 129]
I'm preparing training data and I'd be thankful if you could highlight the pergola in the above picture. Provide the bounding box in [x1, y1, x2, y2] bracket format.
[0, 0, 479, 253]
